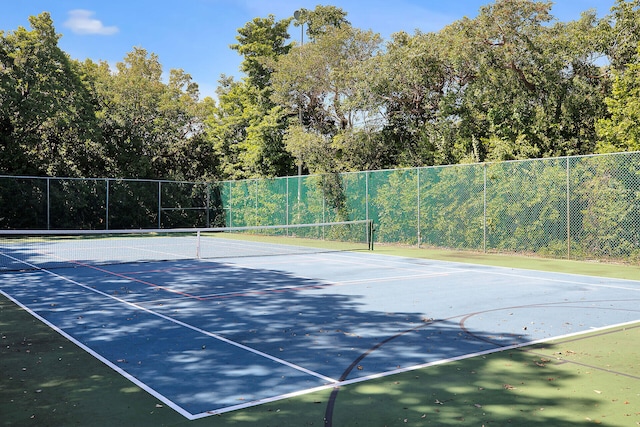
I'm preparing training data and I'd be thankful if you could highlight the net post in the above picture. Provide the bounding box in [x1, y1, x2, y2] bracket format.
[368, 220, 375, 251]
[196, 230, 201, 259]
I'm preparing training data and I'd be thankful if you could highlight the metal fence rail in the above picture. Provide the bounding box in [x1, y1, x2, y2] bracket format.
[2, 152, 639, 262]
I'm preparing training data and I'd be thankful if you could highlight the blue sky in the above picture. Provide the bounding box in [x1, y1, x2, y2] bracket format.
[1, 0, 615, 98]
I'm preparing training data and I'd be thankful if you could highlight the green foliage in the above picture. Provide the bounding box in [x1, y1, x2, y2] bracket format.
[597, 0, 640, 71]
[596, 53, 640, 152]
[0, 14, 214, 181]
[433, 0, 606, 162]
[372, 170, 419, 244]
[272, 8, 382, 174]
[570, 154, 640, 260]
[85, 48, 205, 179]
[217, 152, 640, 262]
[230, 15, 293, 90]
[0, 13, 103, 177]
[293, 6, 350, 40]
[214, 14, 296, 180]
[224, 178, 288, 227]
[4, 2, 640, 183]
[420, 165, 485, 248]
[207, 78, 293, 180]
[485, 159, 568, 254]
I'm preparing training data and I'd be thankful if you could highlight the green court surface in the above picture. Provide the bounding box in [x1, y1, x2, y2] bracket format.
[1, 247, 639, 426]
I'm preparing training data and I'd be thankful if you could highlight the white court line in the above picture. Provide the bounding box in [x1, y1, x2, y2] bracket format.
[295, 250, 640, 292]
[5, 248, 640, 419]
[187, 317, 640, 418]
[0, 286, 193, 419]
[220, 251, 470, 281]
[0, 253, 338, 417]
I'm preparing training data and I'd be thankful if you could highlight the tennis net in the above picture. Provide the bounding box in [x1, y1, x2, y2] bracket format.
[0, 220, 374, 273]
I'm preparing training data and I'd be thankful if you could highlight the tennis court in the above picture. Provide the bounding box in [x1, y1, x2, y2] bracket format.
[1, 225, 639, 420]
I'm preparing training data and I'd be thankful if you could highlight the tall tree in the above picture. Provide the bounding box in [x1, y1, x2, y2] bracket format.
[365, 30, 451, 167]
[82, 48, 213, 180]
[596, 46, 640, 152]
[292, 5, 350, 40]
[426, 0, 607, 162]
[92, 48, 166, 178]
[0, 13, 102, 176]
[230, 15, 293, 90]
[208, 15, 295, 179]
[597, 0, 640, 71]
[271, 9, 382, 173]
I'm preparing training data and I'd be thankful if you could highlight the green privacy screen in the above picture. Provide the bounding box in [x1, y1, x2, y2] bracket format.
[3, 152, 640, 262]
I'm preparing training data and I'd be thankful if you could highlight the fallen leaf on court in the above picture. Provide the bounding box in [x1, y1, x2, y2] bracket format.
[435, 399, 444, 405]
[503, 384, 516, 390]
[357, 365, 363, 370]
[474, 403, 482, 408]
[594, 390, 602, 394]
[155, 404, 163, 408]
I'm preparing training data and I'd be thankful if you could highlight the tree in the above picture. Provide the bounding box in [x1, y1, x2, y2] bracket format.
[207, 15, 295, 180]
[424, 0, 607, 162]
[230, 15, 292, 90]
[594, 0, 640, 153]
[292, 5, 350, 40]
[596, 49, 640, 152]
[157, 69, 217, 181]
[271, 9, 382, 173]
[597, 0, 640, 71]
[0, 13, 103, 176]
[81, 48, 213, 180]
[365, 30, 452, 167]
[207, 76, 293, 179]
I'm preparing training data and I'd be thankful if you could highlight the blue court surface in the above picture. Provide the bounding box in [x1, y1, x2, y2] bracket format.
[2, 243, 640, 419]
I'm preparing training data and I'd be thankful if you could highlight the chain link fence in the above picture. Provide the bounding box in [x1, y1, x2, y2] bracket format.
[0, 177, 225, 230]
[2, 152, 639, 262]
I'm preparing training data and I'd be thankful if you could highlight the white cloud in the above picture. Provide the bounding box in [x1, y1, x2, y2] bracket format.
[64, 10, 119, 35]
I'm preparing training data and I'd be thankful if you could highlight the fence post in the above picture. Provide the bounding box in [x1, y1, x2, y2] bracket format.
[365, 171, 369, 223]
[158, 181, 162, 229]
[46, 177, 51, 230]
[206, 182, 210, 228]
[255, 179, 258, 226]
[417, 167, 421, 247]
[228, 181, 232, 228]
[105, 179, 110, 230]
[483, 163, 487, 253]
[285, 177, 289, 227]
[566, 156, 571, 259]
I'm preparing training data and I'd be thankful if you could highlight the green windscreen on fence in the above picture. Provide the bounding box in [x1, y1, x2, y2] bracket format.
[2, 152, 640, 262]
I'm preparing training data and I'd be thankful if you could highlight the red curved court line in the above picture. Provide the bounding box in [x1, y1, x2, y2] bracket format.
[323, 298, 640, 427]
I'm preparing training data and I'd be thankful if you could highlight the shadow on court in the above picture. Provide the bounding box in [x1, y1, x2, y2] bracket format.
[5, 292, 636, 426]
[0, 258, 537, 417]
